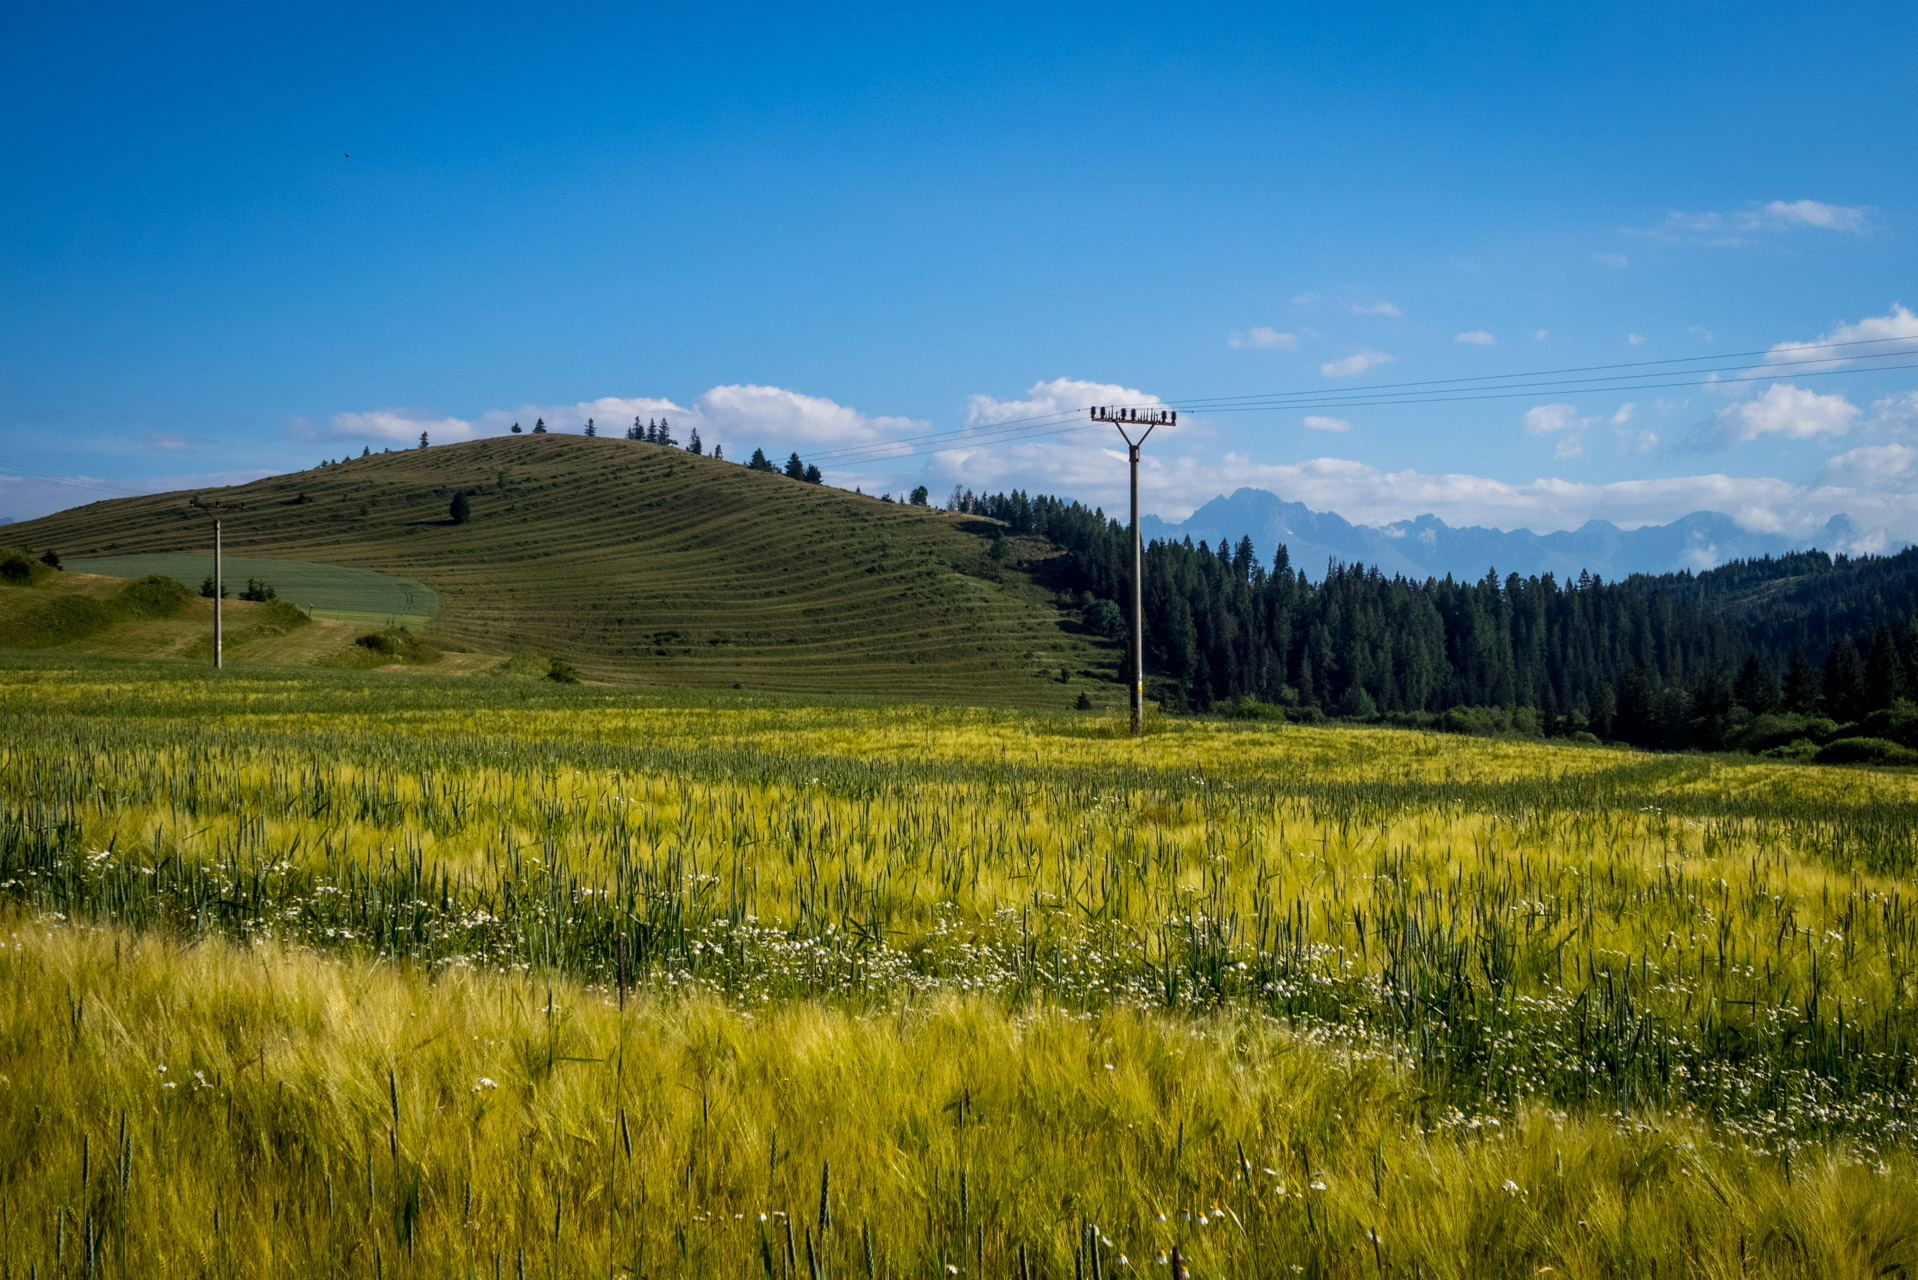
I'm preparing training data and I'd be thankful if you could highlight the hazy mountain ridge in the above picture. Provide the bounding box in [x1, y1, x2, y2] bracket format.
[1140, 488, 1879, 583]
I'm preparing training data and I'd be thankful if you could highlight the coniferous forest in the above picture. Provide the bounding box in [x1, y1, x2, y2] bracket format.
[954, 488, 1918, 758]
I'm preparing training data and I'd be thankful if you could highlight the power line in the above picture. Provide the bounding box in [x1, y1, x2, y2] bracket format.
[810, 340, 1918, 468]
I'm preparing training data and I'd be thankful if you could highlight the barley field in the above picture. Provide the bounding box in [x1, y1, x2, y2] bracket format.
[3, 654, 1917, 1277]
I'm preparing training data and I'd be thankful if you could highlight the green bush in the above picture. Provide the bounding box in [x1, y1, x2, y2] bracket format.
[354, 628, 428, 663]
[115, 575, 192, 619]
[547, 658, 581, 684]
[1813, 737, 1918, 767]
[0, 548, 51, 587]
[1854, 701, 1918, 750]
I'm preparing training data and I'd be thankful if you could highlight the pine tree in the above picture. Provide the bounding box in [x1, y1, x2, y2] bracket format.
[1732, 654, 1780, 714]
[1783, 645, 1821, 713]
[629, 416, 642, 441]
[748, 448, 775, 472]
[713, 444, 724, 461]
[584, 418, 596, 438]
[510, 422, 522, 434]
[532, 419, 547, 434]
[449, 491, 471, 524]
[363, 445, 372, 455]
[657, 417, 676, 447]
[418, 431, 429, 449]
[1865, 623, 1910, 710]
[1824, 635, 1868, 722]
[645, 419, 658, 444]
[784, 452, 806, 479]
[804, 464, 822, 484]
[688, 428, 703, 455]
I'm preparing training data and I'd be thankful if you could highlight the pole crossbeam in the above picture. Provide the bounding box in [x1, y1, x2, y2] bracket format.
[187, 499, 246, 669]
[1088, 406, 1176, 734]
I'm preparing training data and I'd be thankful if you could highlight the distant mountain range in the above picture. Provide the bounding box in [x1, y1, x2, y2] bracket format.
[1140, 488, 1883, 583]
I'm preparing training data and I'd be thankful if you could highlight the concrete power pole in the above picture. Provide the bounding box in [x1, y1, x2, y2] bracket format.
[1089, 405, 1175, 734]
[189, 498, 246, 669]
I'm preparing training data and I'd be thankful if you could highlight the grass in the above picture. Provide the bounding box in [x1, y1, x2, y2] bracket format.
[66, 553, 439, 629]
[7, 436, 1120, 702]
[1, 653, 1915, 1273]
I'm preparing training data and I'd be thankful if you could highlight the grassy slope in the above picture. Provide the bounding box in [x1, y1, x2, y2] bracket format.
[9, 435, 1117, 704]
[0, 570, 373, 666]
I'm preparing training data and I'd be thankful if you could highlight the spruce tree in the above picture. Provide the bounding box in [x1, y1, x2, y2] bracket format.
[418, 431, 429, 449]
[532, 419, 547, 434]
[688, 428, 703, 455]
[804, 463, 822, 484]
[1732, 654, 1780, 714]
[1782, 645, 1821, 713]
[645, 419, 657, 443]
[657, 417, 676, 447]
[510, 422, 522, 434]
[747, 448, 775, 472]
[449, 491, 471, 524]
[713, 444, 724, 461]
[1824, 635, 1868, 722]
[584, 418, 596, 437]
[784, 452, 806, 479]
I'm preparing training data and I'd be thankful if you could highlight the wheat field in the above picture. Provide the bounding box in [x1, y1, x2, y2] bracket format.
[3, 654, 1916, 1276]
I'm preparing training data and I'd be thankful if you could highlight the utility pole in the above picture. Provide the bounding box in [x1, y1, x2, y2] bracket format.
[188, 498, 246, 669]
[1090, 405, 1176, 734]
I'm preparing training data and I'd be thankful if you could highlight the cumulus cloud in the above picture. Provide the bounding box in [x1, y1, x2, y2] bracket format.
[1763, 304, 1918, 375]
[1321, 350, 1394, 378]
[1709, 383, 1859, 443]
[1302, 416, 1350, 432]
[1454, 331, 1496, 345]
[965, 377, 1165, 429]
[1523, 404, 1589, 436]
[1351, 302, 1402, 317]
[1818, 443, 1918, 492]
[1866, 390, 1918, 438]
[1228, 327, 1298, 350]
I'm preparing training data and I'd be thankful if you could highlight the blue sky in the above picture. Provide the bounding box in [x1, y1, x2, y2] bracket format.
[4, 2, 1916, 550]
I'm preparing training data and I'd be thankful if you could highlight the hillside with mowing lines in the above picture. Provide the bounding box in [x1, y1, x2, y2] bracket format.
[8, 435, 1119, 703]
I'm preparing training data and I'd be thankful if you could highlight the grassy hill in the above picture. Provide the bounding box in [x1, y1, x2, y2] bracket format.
[6, 435, 1119, 704]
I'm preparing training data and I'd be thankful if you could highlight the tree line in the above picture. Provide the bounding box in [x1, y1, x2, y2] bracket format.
[951, 487, 1918, 748]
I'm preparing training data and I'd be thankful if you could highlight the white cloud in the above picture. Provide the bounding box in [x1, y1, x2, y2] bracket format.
[1454, 331, 1496, 345]
[1622, 430, 1660, 453]
[1320, 350, 1394, 378]
[1351, 302, 1402, 317]
[1628, 334, 1647, 346]
[1759, 199, 1869, 232]
[1818, 443, 1918, 492]
[1229, 327, 1297, 350]
[306, 409, 480, 444]
[1533, 329, 1548, 342]
[1302, 416, 1350, 432]
[1764, 304, 1918, 374]
[1710, 383, 1859, 443]
[1654, 199, 1869, 242]
[1866, 390, 1918, 438]
[1523, 404, 1588, 436]
[1594, 253, 1629, 268]
[1689, 327, 1715, 343]
[965, 377, 1166, 429]
[1610, 403, 1637, 426]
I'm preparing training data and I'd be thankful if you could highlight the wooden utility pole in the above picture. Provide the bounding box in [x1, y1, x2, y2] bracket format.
[188, 499, 246, 669]
[1089, 405, 1175, 734]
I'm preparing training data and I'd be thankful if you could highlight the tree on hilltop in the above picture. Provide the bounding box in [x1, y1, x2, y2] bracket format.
[747, 448, 776, 473]
[418, 431, 429, 449]
[803, 463, 822, 484]
[657, 417, 677, 447]
[784, 452, 806, 480]
[584, 418, 596, 438]
[532, 419, 547, 434]
[909, 485, 929, 506]
[712, 444, 724, 461]
[688, 428, 703, 455]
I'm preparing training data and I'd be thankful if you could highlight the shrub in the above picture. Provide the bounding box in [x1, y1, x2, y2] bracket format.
[115, 575, 192, 619]
[0, 548, 50, 587]
[354, 628, 427, 663]
[547, 658, 581, 684]
[1073, 691, 1093, 711]
[1814, 737, 1918, 766]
